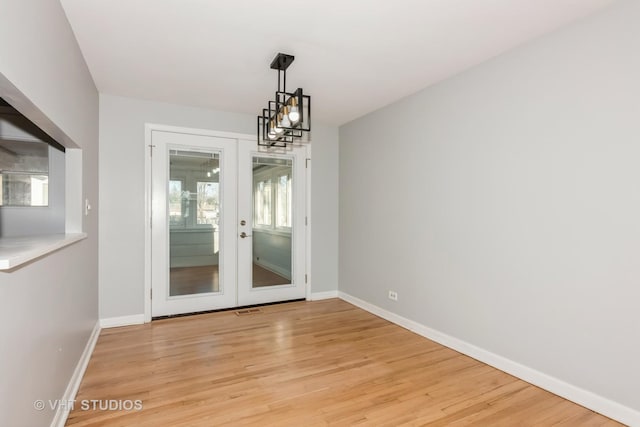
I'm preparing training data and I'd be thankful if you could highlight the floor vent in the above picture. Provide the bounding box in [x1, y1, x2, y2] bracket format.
[235, 308, 263, 316]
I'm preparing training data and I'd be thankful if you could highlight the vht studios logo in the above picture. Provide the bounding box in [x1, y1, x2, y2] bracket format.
[34, 399, 143, 411]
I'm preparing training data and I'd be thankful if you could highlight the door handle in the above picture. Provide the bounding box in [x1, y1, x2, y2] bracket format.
[240, 232, 252, 238]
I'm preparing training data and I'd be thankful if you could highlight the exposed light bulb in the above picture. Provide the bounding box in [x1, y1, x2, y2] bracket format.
[268, 120, 277, 139]
[281, 106, 292, 128]
[275, 114, 284, 135]
[288, 97, 300, 123]
[288, 106, 300, 123]
[207, 171, 211, 177]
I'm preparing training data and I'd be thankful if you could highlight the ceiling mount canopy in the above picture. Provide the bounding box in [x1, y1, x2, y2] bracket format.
[257, 53, 311, 148]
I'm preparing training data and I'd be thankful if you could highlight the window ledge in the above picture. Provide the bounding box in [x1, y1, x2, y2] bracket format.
[0, 233, 87, 270]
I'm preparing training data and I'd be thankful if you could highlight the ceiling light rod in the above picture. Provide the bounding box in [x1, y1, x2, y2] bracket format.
[257, 53, 311, 147]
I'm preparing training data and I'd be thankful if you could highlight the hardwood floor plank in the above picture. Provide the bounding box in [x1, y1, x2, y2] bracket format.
[66, 299, 622, 426]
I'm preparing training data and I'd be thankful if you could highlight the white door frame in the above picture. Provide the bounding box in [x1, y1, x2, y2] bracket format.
[143, 123, 311, 322]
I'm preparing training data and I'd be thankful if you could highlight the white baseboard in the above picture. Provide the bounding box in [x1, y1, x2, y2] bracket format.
[50, 320, 101, 427]
[100, 314, 145, 329]
[338, 291, 640, 427]
[254, 259, 292, 281]
[309, 290, 339, 301]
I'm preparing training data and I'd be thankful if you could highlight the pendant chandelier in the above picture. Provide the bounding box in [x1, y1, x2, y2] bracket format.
[257, 53, 311, 147]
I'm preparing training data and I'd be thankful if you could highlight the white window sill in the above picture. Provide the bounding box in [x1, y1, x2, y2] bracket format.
[0, 233, 87, 270]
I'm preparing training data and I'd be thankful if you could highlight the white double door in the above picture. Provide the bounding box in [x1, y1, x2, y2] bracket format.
[151, 128, 307, 317]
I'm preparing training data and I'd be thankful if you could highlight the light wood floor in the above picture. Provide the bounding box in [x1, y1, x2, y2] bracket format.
[66, 299, 621, 426]
[170, 263, 289, 296]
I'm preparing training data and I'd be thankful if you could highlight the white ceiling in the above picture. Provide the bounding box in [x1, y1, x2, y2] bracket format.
[60, 0, 616, 126]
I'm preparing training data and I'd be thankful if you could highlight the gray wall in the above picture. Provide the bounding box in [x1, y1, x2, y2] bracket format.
[253, 230, 292, 279]
[0, 1, 99, 426]
[99, 94, 339, 318]
[339, 0, 639, 415]
[309, 124, 340, 293]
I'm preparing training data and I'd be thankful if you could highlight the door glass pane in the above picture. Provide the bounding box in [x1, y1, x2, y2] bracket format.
[168, 150, 221, 296]
[252, 156, 292, 288]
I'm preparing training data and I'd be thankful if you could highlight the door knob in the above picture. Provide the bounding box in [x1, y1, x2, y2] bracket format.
[240, 232, 252, 238]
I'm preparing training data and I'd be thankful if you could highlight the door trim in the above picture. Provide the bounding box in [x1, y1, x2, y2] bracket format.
[143, 124, 311, 322]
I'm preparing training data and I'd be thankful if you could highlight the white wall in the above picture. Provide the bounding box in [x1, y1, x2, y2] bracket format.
[339, 0, 639, 421]
[99, 94, 339, 318]
[0, 0, 99, 426]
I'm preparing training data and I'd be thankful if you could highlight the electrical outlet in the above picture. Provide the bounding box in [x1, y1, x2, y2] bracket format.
[388, 290, 398, 301]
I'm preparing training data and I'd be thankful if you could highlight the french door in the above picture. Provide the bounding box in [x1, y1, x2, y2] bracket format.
[150, 128, 307, 317]
[237, 141, 307, 306]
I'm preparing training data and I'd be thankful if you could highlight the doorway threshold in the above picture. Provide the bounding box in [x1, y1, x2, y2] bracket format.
[151, 298, 305, 321]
